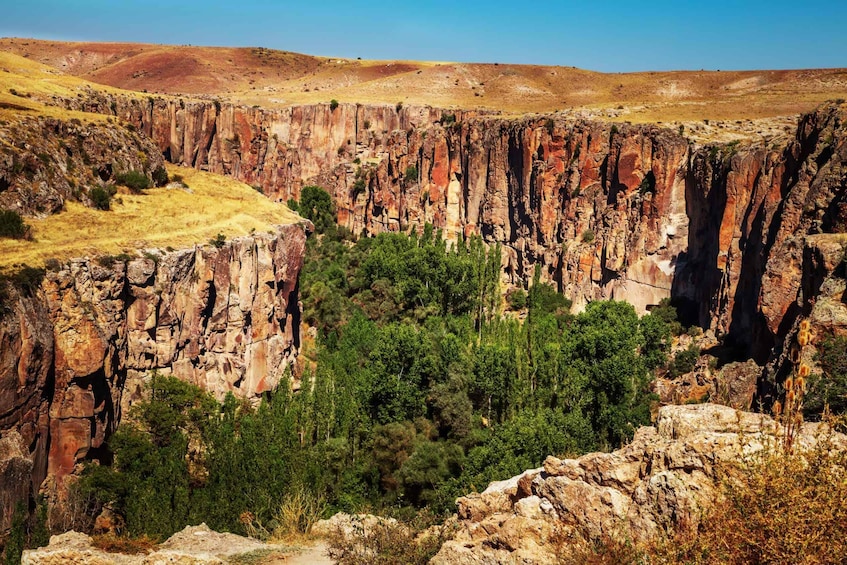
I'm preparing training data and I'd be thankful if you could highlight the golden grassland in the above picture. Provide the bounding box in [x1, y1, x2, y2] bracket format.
[4, 39, 846, 124]
[0, 164, 301, 269]
[0, 51, 126, 123]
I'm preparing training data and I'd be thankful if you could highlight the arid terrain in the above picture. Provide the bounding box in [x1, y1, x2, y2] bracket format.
[1, 36, 846, 565]
[3, 38, 846, 126]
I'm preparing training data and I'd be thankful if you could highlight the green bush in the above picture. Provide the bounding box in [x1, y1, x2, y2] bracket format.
[209, 233, 226, 248]
[151, 166, 169, 187]
[404, 165, 418, 184]
[506, 288, 527, 310]
[299, 185, 336, 234]
[806, 334, 847, 415]
[90, 186, 112, 210]
[581, 229, 595, 244]
[0, 209, 28, 239]
[669, 344, 700, 377]
[116, 170, 152, 192]
[0, 265, 46, 298]
[650, 298, 684, 336]
[330, 99, 339, 111]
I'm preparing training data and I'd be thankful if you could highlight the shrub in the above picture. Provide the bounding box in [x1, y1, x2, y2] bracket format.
[151, 166, 169, 187]
[506, 288, 527, 310]
[404, 165, 418, 184]
[0, 209, 28, 239]
[90, 186, 112, 210]
[210, 233, 226, 248]
[116, 170, 152, 192]
[269, 487, 326, 541]
[395, 101, 403, 112]
[0, 265, 46, 298]
[558, 427, 847, 564]
[440, 112, 456, 125]
[327, 514, 452, 565]
[669, 344, 700, 377]
[806, 334, 847, 415]
[330, 99, 339, 111]
[650, 298, 684, 336]
[91, 535, 158, 555]
[97, 253, 134, 267]
[581, 229, 595, 244]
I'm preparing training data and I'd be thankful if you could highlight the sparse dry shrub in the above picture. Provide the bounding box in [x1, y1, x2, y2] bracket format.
[240, 487, 327, 543]
[91, 534, 158, 554]
[557, 421, 847, 565]
[326, 512, 453, 565]
[270, 487, 326, 541]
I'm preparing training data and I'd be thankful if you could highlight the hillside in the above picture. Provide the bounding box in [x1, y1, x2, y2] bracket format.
[0, 50, 300, 269]
[2, 38, 846, 124]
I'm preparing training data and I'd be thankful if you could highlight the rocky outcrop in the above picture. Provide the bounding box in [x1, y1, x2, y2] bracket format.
[0, 225, 307, 529]
[22, 523, 280, 564]
[0, 115, 165, 217]
[53, 93, 846, 366]
[432, 403, 846, 565]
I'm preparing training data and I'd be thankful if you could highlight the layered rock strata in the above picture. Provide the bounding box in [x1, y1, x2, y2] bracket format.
[432, 403, 846, 564]
[0, 225, 306, 529]
[55, 93, 847, 363]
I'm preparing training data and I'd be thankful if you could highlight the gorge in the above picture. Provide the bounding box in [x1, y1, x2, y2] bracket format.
[0, 40, 845, 563]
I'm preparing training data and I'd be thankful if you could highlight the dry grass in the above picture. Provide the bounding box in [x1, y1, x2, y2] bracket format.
[0, 51, 127, 123]
[326, 515, 452, 565]
[558, 424, 847, 565]
[240, 487, 326, 545]
[4, 39, 845, 125]
[0, 164, 300, 268]
[90, 534, 158, 555]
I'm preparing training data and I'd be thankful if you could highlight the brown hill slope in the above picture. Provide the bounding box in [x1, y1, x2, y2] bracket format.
[2, 38, 846, 123]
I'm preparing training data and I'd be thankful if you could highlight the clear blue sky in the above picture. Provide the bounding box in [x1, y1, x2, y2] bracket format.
[2, 0, 845, 72]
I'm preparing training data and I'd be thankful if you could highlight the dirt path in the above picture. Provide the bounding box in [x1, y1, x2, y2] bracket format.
[281, 542, 334, 564]
[256, 542, 334, 564]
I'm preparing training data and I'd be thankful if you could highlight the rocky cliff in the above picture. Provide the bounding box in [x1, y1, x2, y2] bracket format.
[432, 403, 847, 564]
[0, 225, 306, 529]
[55, 93, 846, 367]
[0, 114, 166, 217]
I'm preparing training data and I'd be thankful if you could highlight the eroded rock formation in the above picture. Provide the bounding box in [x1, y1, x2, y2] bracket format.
[0, 225, 307, 529]
[54, 92, 846, 366]
[432, 403, 847, 564]
[22, 523, 277, 564]
[0, 115, 165, 217]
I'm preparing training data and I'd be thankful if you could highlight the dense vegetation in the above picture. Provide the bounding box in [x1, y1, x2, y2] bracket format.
[76, 187, 672, 539]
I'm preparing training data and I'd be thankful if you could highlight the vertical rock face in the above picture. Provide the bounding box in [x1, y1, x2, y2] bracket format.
[0, 225, 307, 527]
[60, 93, 846, 362]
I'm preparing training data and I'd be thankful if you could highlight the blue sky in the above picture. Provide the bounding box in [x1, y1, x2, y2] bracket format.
[2, 0, 845, 72]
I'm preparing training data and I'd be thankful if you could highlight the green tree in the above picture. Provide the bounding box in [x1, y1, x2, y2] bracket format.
[299, 185, 336, 234]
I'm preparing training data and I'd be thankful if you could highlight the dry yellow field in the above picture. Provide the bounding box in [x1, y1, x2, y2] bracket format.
[0, 50, 128, 123]
[0, 164, 301, 269]
[3, 38, 846, 123]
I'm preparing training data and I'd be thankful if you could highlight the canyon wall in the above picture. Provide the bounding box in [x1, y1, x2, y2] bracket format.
[57, 93, 846, 363]
[0, 225, 307, 529]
